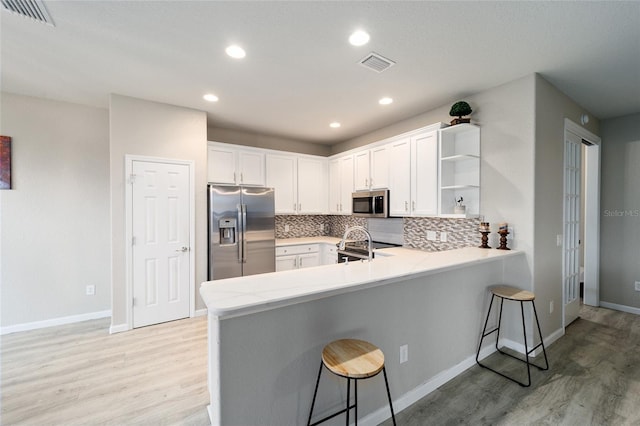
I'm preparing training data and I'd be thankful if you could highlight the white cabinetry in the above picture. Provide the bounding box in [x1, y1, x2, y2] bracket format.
[329, 155, 354, 214]
[387, 126, 442, 216]
[207, 142, 265, 186]
[266, 154, 328, 215]
[438, 124, 480, 217]
[387, 137, 411, 216]
[321, 243, 338, 265]
[353, 146, 389, 191]
[411, 131, 439, 216]
[275, 245, 321, 271]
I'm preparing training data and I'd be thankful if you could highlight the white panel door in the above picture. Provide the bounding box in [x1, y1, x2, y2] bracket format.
[132, 161, 190, 328]
[388, 137, 411, 216]
[266, 154, 297, 214]
[563, 131, 582, 326]
[411, 131, 438, 216]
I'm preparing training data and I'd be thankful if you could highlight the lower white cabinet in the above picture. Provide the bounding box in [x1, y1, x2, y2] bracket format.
[276, 244, 321, 271]
[321, 243, 338, 265]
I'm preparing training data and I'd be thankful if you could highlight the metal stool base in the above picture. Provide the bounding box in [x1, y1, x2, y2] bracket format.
[307, 362, 396, 426]
[476, 293, 549, 387]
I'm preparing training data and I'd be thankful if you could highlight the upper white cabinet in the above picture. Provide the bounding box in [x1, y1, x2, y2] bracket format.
[329, 155, 354, 215]
[353, 146, 389, 191]
[266, 154, 328, 215]
[438, 124, 480, 217]
[208, 142, 265, 186]
[387, 137, 412, 216]
[411, 130, 439, 216]
[387, 125, 444, 217]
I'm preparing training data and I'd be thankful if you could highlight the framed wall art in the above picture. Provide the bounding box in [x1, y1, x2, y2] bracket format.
[1, 136, 11, 189]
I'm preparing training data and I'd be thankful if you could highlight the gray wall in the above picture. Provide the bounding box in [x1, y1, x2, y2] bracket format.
[600, 113, 640, 308]
[208, 126, 331, 156]
[0, 93, 111, 327]
[109, 94, 207, 329]
[533, 75, 600, 333]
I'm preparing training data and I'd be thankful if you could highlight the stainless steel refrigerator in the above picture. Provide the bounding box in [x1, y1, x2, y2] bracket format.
[208, 184, 276, 280]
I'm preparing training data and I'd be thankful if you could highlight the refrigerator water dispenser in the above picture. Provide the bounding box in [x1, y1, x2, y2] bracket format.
[218, 218, 237, 245]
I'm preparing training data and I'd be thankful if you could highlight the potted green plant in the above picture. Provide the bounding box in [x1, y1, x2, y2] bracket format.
[449, 101, 472, 125]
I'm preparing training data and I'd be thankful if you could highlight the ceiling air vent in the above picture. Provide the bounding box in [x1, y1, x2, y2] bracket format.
[2, 0, 54, 26]
[359, 52, 396, 73]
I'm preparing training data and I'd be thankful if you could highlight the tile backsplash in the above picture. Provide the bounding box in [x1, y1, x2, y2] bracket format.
[276, 215, 480, 252]
[404, 217, 481, 251]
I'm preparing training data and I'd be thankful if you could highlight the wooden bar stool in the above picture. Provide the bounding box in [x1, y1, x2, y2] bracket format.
[476, 285, 549, 387]
[307, 339, 396, 426]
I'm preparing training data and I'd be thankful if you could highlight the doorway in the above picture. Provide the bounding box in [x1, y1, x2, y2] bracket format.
[125, 156, 195, 329]
[563, 119, 601, 328]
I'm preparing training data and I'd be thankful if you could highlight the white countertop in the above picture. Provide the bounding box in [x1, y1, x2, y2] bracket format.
[200, 243, 522, 319]
[275, 236, 342, 246]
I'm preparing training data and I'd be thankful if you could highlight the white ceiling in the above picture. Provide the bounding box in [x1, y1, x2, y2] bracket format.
[2, 1, 639, 145]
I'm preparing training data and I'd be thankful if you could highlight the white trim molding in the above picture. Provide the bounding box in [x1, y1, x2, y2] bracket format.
[600, 301, 640, 316]
[1, 310, 111, 335]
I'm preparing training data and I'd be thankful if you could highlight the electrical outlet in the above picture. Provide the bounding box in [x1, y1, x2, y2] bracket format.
[440, 231, 448, 242]
[86, 285, 96, 296]
[427, 231, 437, 241]
[399, 344, 409, 364]
[556, 234, 563, 247]
[550, 300, 554, 314]
[635, 281, 640, 292]
[284, 224, 290, 232]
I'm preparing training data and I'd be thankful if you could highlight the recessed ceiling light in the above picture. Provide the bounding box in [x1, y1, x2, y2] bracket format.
[379, 97, 393, 105]
[329, 122, 341, 128]
[225, 45, 246, 59]
[349, 30, 370, 46]
[203, 94, 219, 102]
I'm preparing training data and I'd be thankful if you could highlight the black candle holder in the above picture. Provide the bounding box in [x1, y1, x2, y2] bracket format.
[479, 231, 491, 249]
[497, 230, 510, 250]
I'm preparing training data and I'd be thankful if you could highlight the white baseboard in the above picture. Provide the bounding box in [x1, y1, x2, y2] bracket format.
[600, 301, 640, 316]
[360, 345, 497, 426]
[109, 323, 130, 334]
[1, 310, 111, 335]
[360, 327, 564, 426]
[195, 308, 208, 317]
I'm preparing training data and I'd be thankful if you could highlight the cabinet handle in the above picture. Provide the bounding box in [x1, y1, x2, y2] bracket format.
[293, 203, 297, 212]
[405, 201, 408, 211]
[365, 178, 368, 187]
[336, 203, 339, 211]
[298, 203, 301, 212]
[300, 257, 303, 267]
[240, 172, 244, 183]
[234, 172, 236, 183]
[294, 257, 298, 267]
[340, 203, 343, 212]
[412, 201, 416, 211]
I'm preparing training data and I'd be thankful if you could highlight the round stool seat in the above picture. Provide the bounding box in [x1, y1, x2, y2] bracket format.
[491, 285, 535, 301]
[322, 339, 385, 379]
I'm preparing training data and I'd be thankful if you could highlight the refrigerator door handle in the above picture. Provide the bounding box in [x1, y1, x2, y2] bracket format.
[241, 204, 248, 263]
[237, 204, 243, 263]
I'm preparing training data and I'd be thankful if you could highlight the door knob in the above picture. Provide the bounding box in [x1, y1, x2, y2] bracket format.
[175, 246, 189, 252]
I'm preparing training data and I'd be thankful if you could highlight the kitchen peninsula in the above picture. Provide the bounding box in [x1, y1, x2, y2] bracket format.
[200, 245, 527, 426]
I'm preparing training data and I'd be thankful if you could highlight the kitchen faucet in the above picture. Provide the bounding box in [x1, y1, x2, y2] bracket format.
[339, 226, 373, 262]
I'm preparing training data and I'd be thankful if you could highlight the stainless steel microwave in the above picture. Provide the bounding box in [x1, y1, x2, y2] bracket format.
[352, 189, 389, 218]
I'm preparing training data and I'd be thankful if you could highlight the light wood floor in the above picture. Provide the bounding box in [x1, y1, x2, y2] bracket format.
[1, 316, 210, 425]
[3, 305, 640, 425]
[382, 304, 640, 425]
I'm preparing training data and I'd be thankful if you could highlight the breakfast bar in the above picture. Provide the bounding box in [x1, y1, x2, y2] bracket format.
[200, 246, 528, 425]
